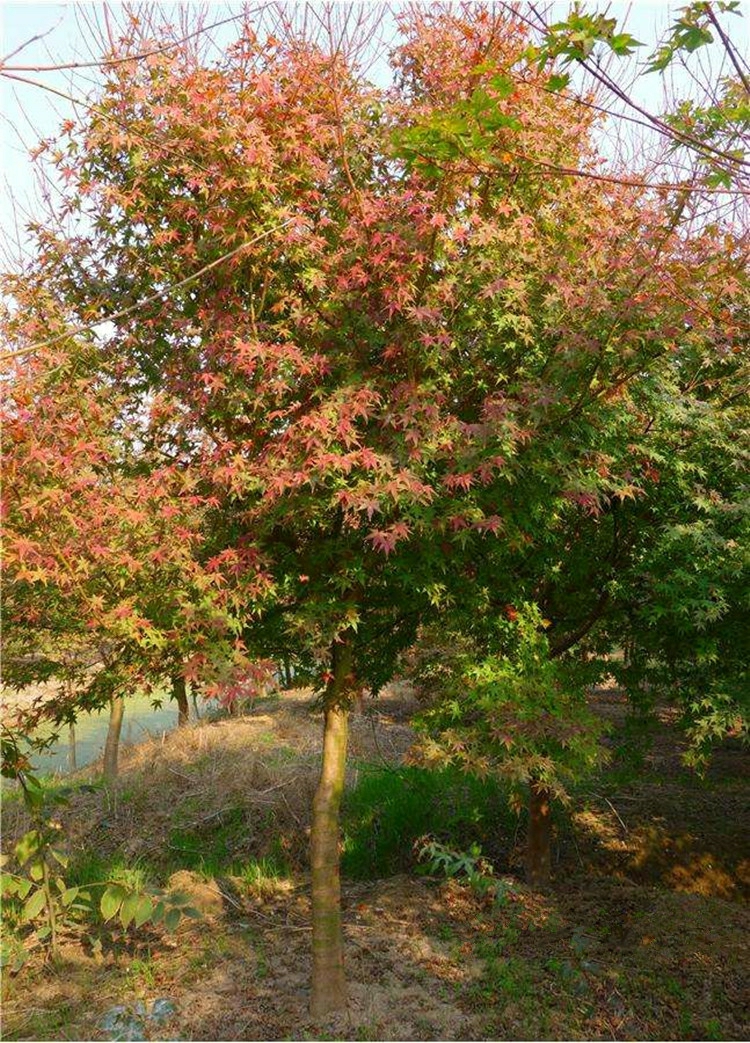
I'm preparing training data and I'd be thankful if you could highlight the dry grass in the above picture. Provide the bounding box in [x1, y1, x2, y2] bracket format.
[2, 687, 418, 868]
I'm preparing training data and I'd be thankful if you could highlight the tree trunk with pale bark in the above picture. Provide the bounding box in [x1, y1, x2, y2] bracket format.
[310, 636, 354, 1017]
[172, 674, 189, 727]
[68, 723, 77, 773]
[103, 694, 124, 781]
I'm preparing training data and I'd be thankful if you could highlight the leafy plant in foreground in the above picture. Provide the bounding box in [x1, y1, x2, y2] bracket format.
[416, 838, 517, 906]
[0, 762, 199, 969]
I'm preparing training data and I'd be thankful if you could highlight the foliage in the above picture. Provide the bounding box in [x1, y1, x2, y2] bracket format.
[647, 2, 742, 72]
[416, 837, 516, 904]
[0, 764, 199, 970]
[3, 3, 745, 735]
[415, 605, 608, 807]
[534, 8, 643, 67]
[535, 2, 748, 189]
[0, 794, 78, 967]
[2, 3, 748, 1008]
[7, 4, 741, 694]
[599, 356, 750, 761]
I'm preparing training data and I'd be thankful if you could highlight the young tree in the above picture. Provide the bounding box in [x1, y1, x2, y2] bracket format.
[1, 338, 269, 775]
[413, 605, 606, 889]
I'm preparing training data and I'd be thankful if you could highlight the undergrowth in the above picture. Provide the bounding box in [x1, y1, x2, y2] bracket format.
[341, 765, 517, 879]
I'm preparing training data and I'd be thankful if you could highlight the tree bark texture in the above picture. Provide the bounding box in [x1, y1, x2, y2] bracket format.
[68, 723, 77, 774]
[172, 674, 189, 727]
[103, 694, 125, 781]
[310, 637, 354, 1017]
[526, 782, 552, 889]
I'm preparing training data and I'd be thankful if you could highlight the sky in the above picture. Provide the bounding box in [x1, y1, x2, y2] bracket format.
[1, 1, 748, 265]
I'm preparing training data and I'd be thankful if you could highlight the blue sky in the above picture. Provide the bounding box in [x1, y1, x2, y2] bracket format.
[1, 2, 747, 264]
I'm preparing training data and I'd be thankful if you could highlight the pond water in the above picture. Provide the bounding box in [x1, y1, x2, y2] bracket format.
[27, 691, 189, 777]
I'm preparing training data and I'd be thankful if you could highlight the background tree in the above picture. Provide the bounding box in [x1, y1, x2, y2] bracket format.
[1, 331, 269, 775]
[412, 604, 606, 890]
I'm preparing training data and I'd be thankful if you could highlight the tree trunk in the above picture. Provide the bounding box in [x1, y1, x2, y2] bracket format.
[103, 695, 124, 781]
[172, 674, 189, 727]
[526, 782, 552, 890]
[310, 638, 354, 1018]
[68, 723, 77, 774]
[282, 656, 293, 689]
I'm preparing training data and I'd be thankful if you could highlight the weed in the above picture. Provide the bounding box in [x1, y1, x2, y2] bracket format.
[471, 947, 536, 1005]
[434, 922, 457, 943]
[703, 1017, 723, 1040]
[236, 855, 290, 896]
[546, 955, 585, 991]
[125, 956, 157, 990]
[187, 948, 212, 974]
[664, 975, 685, 999]
[678, 1006, 694, 1037]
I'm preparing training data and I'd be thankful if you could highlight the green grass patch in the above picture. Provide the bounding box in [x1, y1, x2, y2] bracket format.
[65, 852, 158, 926]
[341, 764, 516, 879]
[4, 1003, 85, 1042]
[166, 805, 247, 876]
[236, 852, 291, 893]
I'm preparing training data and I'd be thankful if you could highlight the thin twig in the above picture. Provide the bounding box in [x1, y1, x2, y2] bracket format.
[603, 797, 629, 836]
[164, 765, 195, 782]
[1, 219, 294, 363]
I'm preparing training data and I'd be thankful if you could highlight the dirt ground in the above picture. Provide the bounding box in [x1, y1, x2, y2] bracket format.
[2, 687, 748, 1041]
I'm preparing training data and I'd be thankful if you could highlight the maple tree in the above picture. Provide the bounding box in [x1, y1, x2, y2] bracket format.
[3, 2, 747, 1015]
[530, 0, 749, 194]
[412, 605, 606, 890]
[1, 335, 271, 778]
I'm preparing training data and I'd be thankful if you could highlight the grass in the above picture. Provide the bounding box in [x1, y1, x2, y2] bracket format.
[167, 805, 248, 876]
[124, 956, 157, 991]
[236, 852, 291, 895]
[9, 1003, 85, 1041]
[341, 764, 517, 879]
[66, 834, 292, 908]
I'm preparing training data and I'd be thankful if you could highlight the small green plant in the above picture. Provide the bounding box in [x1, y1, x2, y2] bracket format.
[1, 775, 87, 965]
[98, 879, 200, 933]
[126, 956, 158, 990]
[416, 837, 517, 906]
[418, 838, 494, 892]
[703, 1017, 723, 1041]
[1, 767, 200, 969]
